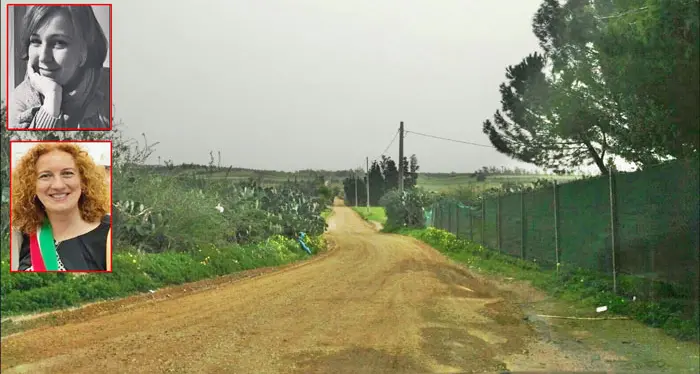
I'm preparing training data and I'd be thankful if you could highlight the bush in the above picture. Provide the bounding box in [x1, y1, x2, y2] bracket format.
[380, 188, 433, 231]
[0, 106, 332, 316]
[0, 235, 324, 316]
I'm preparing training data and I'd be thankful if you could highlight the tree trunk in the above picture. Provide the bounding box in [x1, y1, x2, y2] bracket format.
[583, 139, 609, 175]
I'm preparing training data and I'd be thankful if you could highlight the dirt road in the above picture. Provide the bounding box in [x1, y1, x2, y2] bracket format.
[0, 203, 644, 373]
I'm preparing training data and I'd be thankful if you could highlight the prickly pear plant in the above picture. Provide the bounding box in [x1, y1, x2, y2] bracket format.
[113, 199, 167, 252]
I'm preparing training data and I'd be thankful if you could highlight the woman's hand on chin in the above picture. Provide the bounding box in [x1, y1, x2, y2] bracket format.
[27, 61, 63, 117]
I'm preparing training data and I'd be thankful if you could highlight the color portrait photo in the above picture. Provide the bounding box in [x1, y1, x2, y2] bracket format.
[9, 141, 112, 272]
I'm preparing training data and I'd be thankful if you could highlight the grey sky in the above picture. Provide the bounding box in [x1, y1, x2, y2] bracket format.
[2, 0, 551, 173]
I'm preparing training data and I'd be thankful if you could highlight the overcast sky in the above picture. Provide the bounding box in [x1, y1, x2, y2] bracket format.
[2, 0, 562, 173]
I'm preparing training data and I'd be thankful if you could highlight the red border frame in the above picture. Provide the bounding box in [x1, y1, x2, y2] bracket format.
[8, 139, 114, 273]
[4, 3, 113, 131]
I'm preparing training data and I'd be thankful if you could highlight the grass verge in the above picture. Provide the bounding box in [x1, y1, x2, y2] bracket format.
[0, 235, 326, 318]
[400, 227, 699, 343]
[321, 207, 333, 220]
[351, 206, 387, 225]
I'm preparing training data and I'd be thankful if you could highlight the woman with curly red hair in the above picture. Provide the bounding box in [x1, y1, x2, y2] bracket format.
[10, 142, 111, 272]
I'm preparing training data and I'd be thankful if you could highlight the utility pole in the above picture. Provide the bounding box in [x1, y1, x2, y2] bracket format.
[398, 121, 405, 193]
[366, 157, 370, 212]
[354, 170, 358, 207]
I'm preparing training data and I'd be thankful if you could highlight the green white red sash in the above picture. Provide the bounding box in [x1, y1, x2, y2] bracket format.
[28, 219, 60, 271]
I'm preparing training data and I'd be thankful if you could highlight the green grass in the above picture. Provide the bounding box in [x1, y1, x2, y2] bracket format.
[400, 227, 699, 343]
[0, 235, 327, 317]
[352, 206, 387, 225]
[321, 207, 333, 220]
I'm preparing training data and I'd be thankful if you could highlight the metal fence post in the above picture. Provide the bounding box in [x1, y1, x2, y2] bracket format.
[448, 202, 453, 234]
[481, 198, 486, 245]
[497, 193, 502, 252]
[608, 170, 619, 295]
[455, 204, 460, 238]
[553, 181, 560, 273]
[469, 206, 474, 241]
[521, 189, 525, 259]
[434, 203, 438, 229]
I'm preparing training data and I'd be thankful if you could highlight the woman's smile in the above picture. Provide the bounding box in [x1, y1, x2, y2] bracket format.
[48, 192, 70, 202]
[39, 67, 60, 78]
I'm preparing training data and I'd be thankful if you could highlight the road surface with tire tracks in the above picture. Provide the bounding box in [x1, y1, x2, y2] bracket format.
[2, 200, 613, 373]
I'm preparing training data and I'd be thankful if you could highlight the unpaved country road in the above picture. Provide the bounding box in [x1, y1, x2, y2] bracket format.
[2, 203, 610, 373]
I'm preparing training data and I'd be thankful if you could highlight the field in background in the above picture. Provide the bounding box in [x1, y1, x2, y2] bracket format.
[140, 165, 347, 191]
[139, 164, 582, 194]
[417, 173, 581, 192]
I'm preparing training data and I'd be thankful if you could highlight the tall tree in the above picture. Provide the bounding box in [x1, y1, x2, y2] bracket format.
[405, 154, 420, 189]
[380, 155, 399, 191]
[482, 50, 614, 175]
[533, 0, 699, 166]
[368, 161, 385, 205]
[342, 172, 366, 206]
[595, 0, 699, 162]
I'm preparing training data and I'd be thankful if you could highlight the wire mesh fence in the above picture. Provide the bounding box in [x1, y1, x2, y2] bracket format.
[426, 158, 699, 312]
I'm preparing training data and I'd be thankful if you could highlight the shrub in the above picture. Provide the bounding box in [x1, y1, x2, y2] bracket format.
[380, 188, 432, 231]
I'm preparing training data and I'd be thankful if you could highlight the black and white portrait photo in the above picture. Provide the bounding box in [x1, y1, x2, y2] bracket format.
[6, 5, 111, 130]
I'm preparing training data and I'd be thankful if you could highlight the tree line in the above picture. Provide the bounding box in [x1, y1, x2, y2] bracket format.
[483, 0, 699, 175]
[342, 154, 420, 206]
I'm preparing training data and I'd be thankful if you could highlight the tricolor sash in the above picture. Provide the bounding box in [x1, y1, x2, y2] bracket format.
[28, 219, 60, 271]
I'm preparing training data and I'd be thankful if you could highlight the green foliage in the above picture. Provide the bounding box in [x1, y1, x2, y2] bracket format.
[485, 0, 699, 173]
[0, 102, 330, 315]
[380, 156, 399, 191]
[342, 174, 366, 207]
[112, 172, 329, 253]
[368, 161, 385, 206]
[342, 155, 421, 207]
[406, 155, 420, 189]
[441, 186, 482, 206]
[0, 235, 324, 315]
[403, 227, 699, 342]
[379, 188, 433, 231]
[594, 0, 699, 163]
[482, 51, 613, 175]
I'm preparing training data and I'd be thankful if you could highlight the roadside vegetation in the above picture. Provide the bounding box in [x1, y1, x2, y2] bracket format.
[402, 226, 699, 343]
[0, 105, 331, 317]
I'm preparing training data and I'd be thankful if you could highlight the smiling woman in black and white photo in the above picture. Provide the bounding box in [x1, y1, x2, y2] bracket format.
[8, 5, 111, 130]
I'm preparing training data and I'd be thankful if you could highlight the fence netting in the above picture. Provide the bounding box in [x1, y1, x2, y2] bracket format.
[424, 158, 699, 306]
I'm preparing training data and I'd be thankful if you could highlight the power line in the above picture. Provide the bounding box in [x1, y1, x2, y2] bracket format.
[361, 127, 400, 170]
[363, 125, 494, 172]
[405, 130, 495, 149]
[381, 129, 400, 156]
